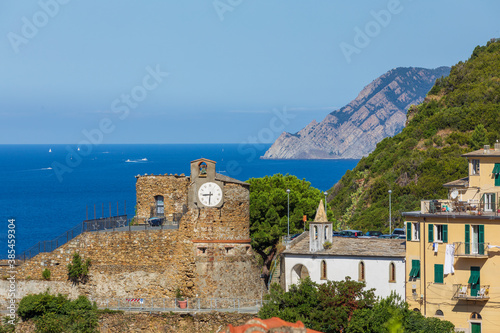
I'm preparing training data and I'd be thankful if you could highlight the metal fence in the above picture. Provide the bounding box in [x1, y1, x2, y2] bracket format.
[89, 297, 266, 313]
[16, 215, 129, 261]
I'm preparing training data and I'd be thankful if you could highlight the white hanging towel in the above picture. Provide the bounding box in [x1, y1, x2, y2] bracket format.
[488, 245, 500, 249]
[444, 244, 455, 275]
[433, 242, 439, 253]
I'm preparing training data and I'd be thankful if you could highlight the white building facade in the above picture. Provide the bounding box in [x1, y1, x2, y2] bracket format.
[280, 201, 406, 298]
[282, 246, 406, 298]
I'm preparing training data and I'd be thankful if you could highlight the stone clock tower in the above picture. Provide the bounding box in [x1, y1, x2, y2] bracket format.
[134, 158, 264, 299]
[189, 158, 224, 209]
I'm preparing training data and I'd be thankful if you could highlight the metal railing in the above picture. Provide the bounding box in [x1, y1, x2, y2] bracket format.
[454, 242, 489, 257]
[453, 284, 490, 300]
[89, 297, 267, 313]
[421, 198, 500, 217]
[15, 215, 128, 261]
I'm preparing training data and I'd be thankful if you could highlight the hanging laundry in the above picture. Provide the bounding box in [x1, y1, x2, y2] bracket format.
[444, 244, 455, 275]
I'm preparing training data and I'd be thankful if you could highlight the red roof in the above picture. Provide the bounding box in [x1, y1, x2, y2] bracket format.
[224, 317, 324, 333]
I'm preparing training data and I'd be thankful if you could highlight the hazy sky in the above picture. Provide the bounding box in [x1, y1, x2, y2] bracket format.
[1, 0, 499, 144]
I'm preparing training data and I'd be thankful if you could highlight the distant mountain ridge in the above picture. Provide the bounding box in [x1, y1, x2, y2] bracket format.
[262, 66, 451, 159]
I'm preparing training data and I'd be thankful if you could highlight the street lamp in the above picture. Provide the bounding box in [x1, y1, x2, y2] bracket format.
[388, 190, 392, 234]
[286, 189, 291, 241]
[324, 191, 328, 212]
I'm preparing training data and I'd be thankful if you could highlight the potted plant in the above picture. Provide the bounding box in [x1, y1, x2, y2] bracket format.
[176, 289, 187, 309]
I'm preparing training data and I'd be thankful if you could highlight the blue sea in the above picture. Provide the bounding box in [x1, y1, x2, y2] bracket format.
[0, 144, 359, 258]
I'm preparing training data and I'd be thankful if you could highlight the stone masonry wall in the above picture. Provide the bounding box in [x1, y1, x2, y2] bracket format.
[135, 175, 190, 222]
[6, 228, 264, 301]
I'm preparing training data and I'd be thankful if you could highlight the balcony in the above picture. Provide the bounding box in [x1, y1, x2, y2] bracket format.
[453, 284, 490, 301]
[454, 242, 489, 258]
[420, 199, 500, 217]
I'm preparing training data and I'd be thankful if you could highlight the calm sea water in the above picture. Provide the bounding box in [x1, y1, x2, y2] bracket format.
[0, 144, 359, 257]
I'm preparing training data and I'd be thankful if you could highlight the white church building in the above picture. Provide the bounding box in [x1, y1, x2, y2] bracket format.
[280, 201, 406, 299]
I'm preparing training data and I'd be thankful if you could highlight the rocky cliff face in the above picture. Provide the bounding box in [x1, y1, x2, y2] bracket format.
[263, 66, 450, 159]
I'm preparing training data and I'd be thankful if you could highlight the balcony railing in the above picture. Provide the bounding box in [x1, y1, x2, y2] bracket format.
[454, 242, 489, 258]
[453, 284, 490, 301]
[421, 199, 500, 217]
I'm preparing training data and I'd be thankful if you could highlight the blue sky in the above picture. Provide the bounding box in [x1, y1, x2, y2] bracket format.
[1, 0, 499, 144]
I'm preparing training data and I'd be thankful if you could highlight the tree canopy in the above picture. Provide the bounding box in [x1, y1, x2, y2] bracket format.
[259, 278, 454, 333]
[247, 174, 326, 274]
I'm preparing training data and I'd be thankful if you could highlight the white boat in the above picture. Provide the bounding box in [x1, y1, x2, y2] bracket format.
[49, 148, 52, 153]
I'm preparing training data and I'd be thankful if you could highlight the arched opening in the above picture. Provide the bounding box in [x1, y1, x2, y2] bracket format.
[389, 262, 396, 282]
[413, 308, 421, 313]
[199, 162, 208, 176]
[290, 264, 309, 286]
[154, 195, 164, 217]
[470, 312, 482, 333]
[358, 261, 365, 281]
[314, 226, 318, 240]
[324, 226, 329, 240]
[321, 260, 327, 280]
[435, 309, 443, 316]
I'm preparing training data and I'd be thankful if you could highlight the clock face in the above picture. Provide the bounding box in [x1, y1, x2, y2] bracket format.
[198, 182, 223, 207]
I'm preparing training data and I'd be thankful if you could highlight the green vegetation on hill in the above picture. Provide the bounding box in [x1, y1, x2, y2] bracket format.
[329, 39, 500, 232]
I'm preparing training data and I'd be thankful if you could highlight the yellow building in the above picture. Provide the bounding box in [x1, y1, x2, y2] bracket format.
[403, 144, 500, 333]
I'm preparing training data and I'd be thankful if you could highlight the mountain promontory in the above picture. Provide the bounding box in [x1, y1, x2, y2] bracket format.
[263, 66, 450, 160]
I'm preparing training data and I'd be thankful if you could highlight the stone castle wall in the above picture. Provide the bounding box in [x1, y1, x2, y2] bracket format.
[5, 228, 264, 301]
[3, 162, 265, 302]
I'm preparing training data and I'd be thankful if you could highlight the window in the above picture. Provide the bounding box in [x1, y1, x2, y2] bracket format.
[434, 264, 444, 283]
[469, 266, 481, 297]
[428, 224, 448, 243]
[324, 226, 329, 240]
[413, 223, 420, 241]
[466, 224, 485, 255]
[409, 260, 420, 280]
[154, 195, 164, 215]
[321, 260, 327, 280]
[389, 262, 396, 282]
[314, 226, 318, 240]
[435, 309, 444, 316]
[493, 163, 500, 185]
[483, 193, 495, 212]
[358, 261, 365, 281]
[472, 159, 480, 175]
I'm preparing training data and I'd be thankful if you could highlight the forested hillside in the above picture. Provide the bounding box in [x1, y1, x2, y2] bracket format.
[328, 39, 500, 232]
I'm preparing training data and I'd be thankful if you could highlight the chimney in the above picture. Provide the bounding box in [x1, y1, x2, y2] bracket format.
[484, 145, 490, 154]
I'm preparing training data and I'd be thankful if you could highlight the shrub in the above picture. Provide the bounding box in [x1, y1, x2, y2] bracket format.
[17, 292, 98, 333]
[323, 241, 332, 249]
[42, 268, 51, 280]
[67, 253, 91, 284]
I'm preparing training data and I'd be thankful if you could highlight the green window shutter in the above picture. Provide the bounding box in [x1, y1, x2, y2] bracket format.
[428, 224, 434, 243]
[410, 260, 420, 278]
[479, 225, 485, 255]
[443, 225, 448, 243]
[465, 224, 470, 255]
[469, 267, 481, 296]
[434, 264, 444, 283]
[407, 222, 412, 241]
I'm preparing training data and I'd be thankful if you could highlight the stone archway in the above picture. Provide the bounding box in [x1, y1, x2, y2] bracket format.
[290, 264, 309, 286]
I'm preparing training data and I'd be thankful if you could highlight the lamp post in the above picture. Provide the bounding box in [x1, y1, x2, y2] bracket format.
[324, 191, 328, 212]
[388, 190, 392, 234]
[286, 189, 291, 242]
